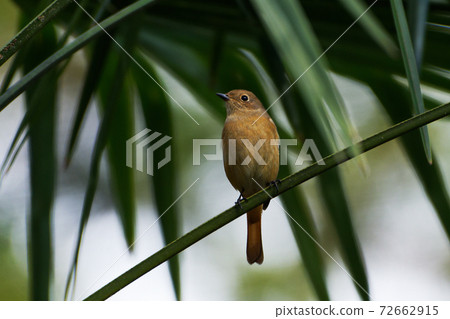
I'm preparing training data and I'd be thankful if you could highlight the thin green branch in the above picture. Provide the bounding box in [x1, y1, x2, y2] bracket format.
[0, 0, 73, 67]
[84, 101, 450, 301]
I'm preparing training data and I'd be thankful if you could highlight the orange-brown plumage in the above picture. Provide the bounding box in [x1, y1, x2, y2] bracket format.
[218, 89, 279, 264]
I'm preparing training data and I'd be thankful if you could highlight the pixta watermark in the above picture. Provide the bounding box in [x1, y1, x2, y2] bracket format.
[126, 129, 324, 175]
[126, 128, 172, 176]
[193, 138, 324, 166]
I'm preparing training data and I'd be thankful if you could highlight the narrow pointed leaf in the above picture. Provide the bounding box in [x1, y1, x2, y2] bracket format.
[65, 36, 112, 167]
[407, 0, 429, 70]
[391, 0, 432, 163]
[1, 130, 28, 181]
[21, 18, 58, 300]
[26, 76, 57, 301]
[0, 115, 28, 182]
[98, 51, 136, 249]
[0, 53, 22, 94]
[132, 54, 181, 300]
[65, 45, 127, 300]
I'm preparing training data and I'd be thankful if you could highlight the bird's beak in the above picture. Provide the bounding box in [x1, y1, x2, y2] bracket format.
[216, 93, 230, 101]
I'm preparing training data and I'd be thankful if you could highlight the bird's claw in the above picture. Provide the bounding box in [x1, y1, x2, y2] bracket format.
[269, 179, 281, 194]
[235, 191, 247, 210]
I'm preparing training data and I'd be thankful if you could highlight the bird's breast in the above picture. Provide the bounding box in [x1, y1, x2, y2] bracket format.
[222, 114, 279, 196]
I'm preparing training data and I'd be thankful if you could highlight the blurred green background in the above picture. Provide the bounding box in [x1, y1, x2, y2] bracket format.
[0, 0, 449, 301]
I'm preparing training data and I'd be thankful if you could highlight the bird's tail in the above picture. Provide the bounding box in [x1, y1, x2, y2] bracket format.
[246, 205, 264, 264]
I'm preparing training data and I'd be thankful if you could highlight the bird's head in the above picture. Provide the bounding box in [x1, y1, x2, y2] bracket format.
[216, 89, 265, 116]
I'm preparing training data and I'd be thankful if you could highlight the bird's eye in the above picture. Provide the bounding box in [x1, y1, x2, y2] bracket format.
[241, 95, 249, 102]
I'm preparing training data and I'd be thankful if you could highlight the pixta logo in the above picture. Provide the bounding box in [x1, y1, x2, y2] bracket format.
[193, 138, 324, 166]
[126, 129, 172, 176]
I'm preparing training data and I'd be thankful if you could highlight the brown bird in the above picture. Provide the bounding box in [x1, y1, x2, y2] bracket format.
[217, 89, 279, 264]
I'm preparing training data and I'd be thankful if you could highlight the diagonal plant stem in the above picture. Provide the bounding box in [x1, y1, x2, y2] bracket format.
[85, 101, 450, 301]
[0, 0, 73, 67]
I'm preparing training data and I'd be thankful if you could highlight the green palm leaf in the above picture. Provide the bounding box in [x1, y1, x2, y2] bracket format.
[21, 15, 58, 301]
[391, 0, 432, 163]
[133, 54, 181, 300]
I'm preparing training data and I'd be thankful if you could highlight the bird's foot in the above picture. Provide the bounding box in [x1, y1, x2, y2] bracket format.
[268, 179, 281, 194]
[235, 191, 247, 210]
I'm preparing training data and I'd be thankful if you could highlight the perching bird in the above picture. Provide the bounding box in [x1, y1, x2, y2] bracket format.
[217, 89, 279, 264]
